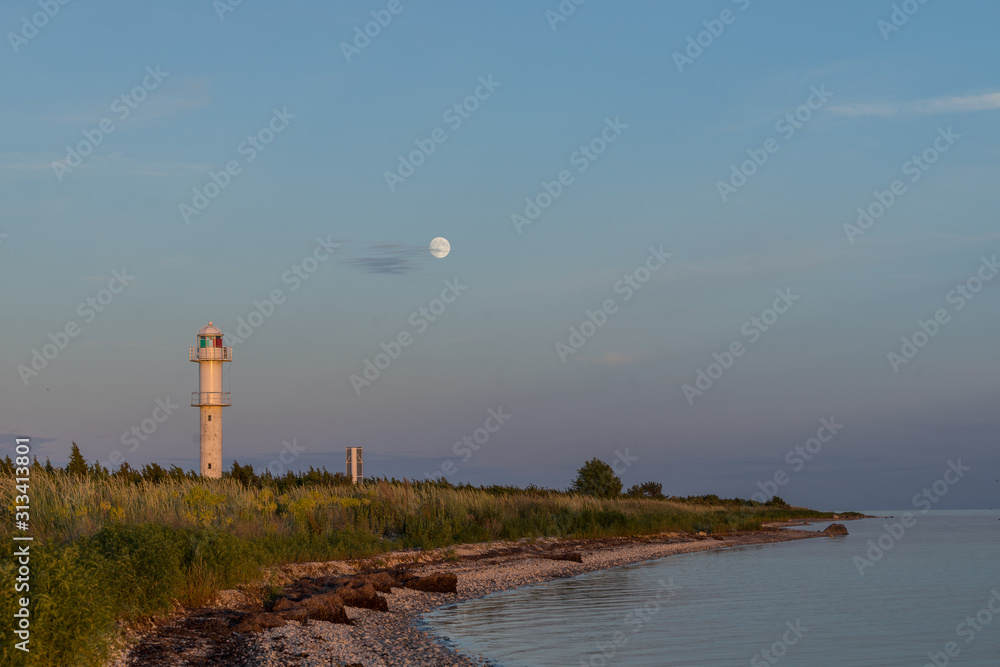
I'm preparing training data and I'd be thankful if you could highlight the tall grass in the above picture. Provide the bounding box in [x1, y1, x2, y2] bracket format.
[0, 470, 834, 666]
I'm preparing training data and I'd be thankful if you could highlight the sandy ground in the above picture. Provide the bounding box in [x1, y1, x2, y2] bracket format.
[115, 526, 833, 666]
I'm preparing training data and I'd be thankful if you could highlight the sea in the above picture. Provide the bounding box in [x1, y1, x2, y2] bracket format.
[424, 511, 1000, 666]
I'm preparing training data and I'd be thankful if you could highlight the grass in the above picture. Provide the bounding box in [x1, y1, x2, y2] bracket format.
[0, 469, 841, 667]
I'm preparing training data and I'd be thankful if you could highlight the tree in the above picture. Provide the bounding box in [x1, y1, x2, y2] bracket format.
[140, 462, 168, 483]
[66, 442, 89, 476]
[570, 458, 622, 498]
[626, 481, 664, 499]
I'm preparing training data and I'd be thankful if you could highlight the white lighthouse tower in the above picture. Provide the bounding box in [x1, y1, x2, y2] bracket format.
[190, 323, 231, 478]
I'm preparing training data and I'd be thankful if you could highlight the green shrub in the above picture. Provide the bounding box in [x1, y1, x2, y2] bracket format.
[0, 460, 835, 666]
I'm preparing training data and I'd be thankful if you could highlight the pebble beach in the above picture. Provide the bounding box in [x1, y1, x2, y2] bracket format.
[236, 529, 824, 666]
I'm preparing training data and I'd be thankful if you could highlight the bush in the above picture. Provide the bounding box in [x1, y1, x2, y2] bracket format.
[85, 523, 187, 617]
[626, 481, 665, 499]
[570, 458, 623, 498]
[0, 446, 835, 666]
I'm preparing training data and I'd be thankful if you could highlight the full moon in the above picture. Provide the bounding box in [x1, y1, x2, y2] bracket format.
[429, 237, 451, 259]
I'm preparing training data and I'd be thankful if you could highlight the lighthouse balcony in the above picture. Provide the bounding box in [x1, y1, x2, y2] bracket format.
[190, 346, 233, 362]
[191, 392, 231, 406]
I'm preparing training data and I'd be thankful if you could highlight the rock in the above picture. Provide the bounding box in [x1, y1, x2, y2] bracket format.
[271, 597, 295, 612]
[313, 574, 352, 590]
[823, 523, 849, 536]
[388, 566, 419, 584]
[297, 591, 355, 624]
[278, 607, 310, 624]
[542, 552, 583, 563]
[337, 583, 389, 611]
[232, 612, 288, 633]
[355, 572, 397, 593]
[404, 572, 459, 594]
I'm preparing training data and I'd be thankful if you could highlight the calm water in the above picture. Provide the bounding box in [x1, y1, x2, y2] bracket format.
[425, 511, 1000, 666]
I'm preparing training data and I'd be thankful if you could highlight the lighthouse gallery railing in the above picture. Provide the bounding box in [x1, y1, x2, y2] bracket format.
[189, 346, 233, 362]
[191, 392, 231, 406]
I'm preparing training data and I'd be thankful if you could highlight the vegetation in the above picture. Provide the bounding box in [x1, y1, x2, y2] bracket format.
[569, 458, 623, 498]
[626, 481, 665, 499]
[0, 449, 840, 667]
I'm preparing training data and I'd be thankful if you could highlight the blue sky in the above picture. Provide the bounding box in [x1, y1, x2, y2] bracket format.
[2, 0, 998, 510]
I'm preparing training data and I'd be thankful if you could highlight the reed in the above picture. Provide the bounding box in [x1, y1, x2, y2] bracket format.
[0, 467, 836, 666]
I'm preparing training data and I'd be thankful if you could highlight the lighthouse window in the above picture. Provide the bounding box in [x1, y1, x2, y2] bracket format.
[208, 415, 212, 421]
[214, 337, 223, 348]
[208, 463, 212, 469]
[200, 337, 207, 348]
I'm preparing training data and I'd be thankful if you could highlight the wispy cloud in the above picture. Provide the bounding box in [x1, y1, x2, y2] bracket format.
[831, 91, 1000, 117]
[341, 243, 425, 275]
[46, 78, 212, 126]
[0, 434, 57, 447]
[0, 152, 62, 172]
[0, 151, 211, 180]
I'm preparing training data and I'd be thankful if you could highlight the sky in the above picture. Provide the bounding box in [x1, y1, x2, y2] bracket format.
[1, 0, 998, 511]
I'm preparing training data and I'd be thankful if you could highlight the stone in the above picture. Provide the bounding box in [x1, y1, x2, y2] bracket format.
[337, 583, 389, 611]
[297, 592, 355, 624]
[542, 552, 583, 563]
[404, 572, 458, 594]
[232, 612, 288, 633]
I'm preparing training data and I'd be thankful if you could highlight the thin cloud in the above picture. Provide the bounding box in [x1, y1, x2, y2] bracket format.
[47, 78, 212, 126]
[341, 243, 426, 275]
[0, 434, 57, 447]
[0, 152, 62, 172]
[1, 151, 210, 179]
[831, 91, 1000, 117]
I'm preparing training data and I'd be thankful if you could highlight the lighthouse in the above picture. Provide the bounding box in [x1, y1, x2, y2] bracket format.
[190, 323, 231, 478]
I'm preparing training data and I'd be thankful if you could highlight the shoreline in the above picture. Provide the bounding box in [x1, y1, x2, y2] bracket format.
[247, 527, 832, 666]
[117, 521, 857, 666]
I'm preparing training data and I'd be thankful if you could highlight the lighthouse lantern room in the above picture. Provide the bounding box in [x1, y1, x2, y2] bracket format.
[190, 322, 232, 478]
